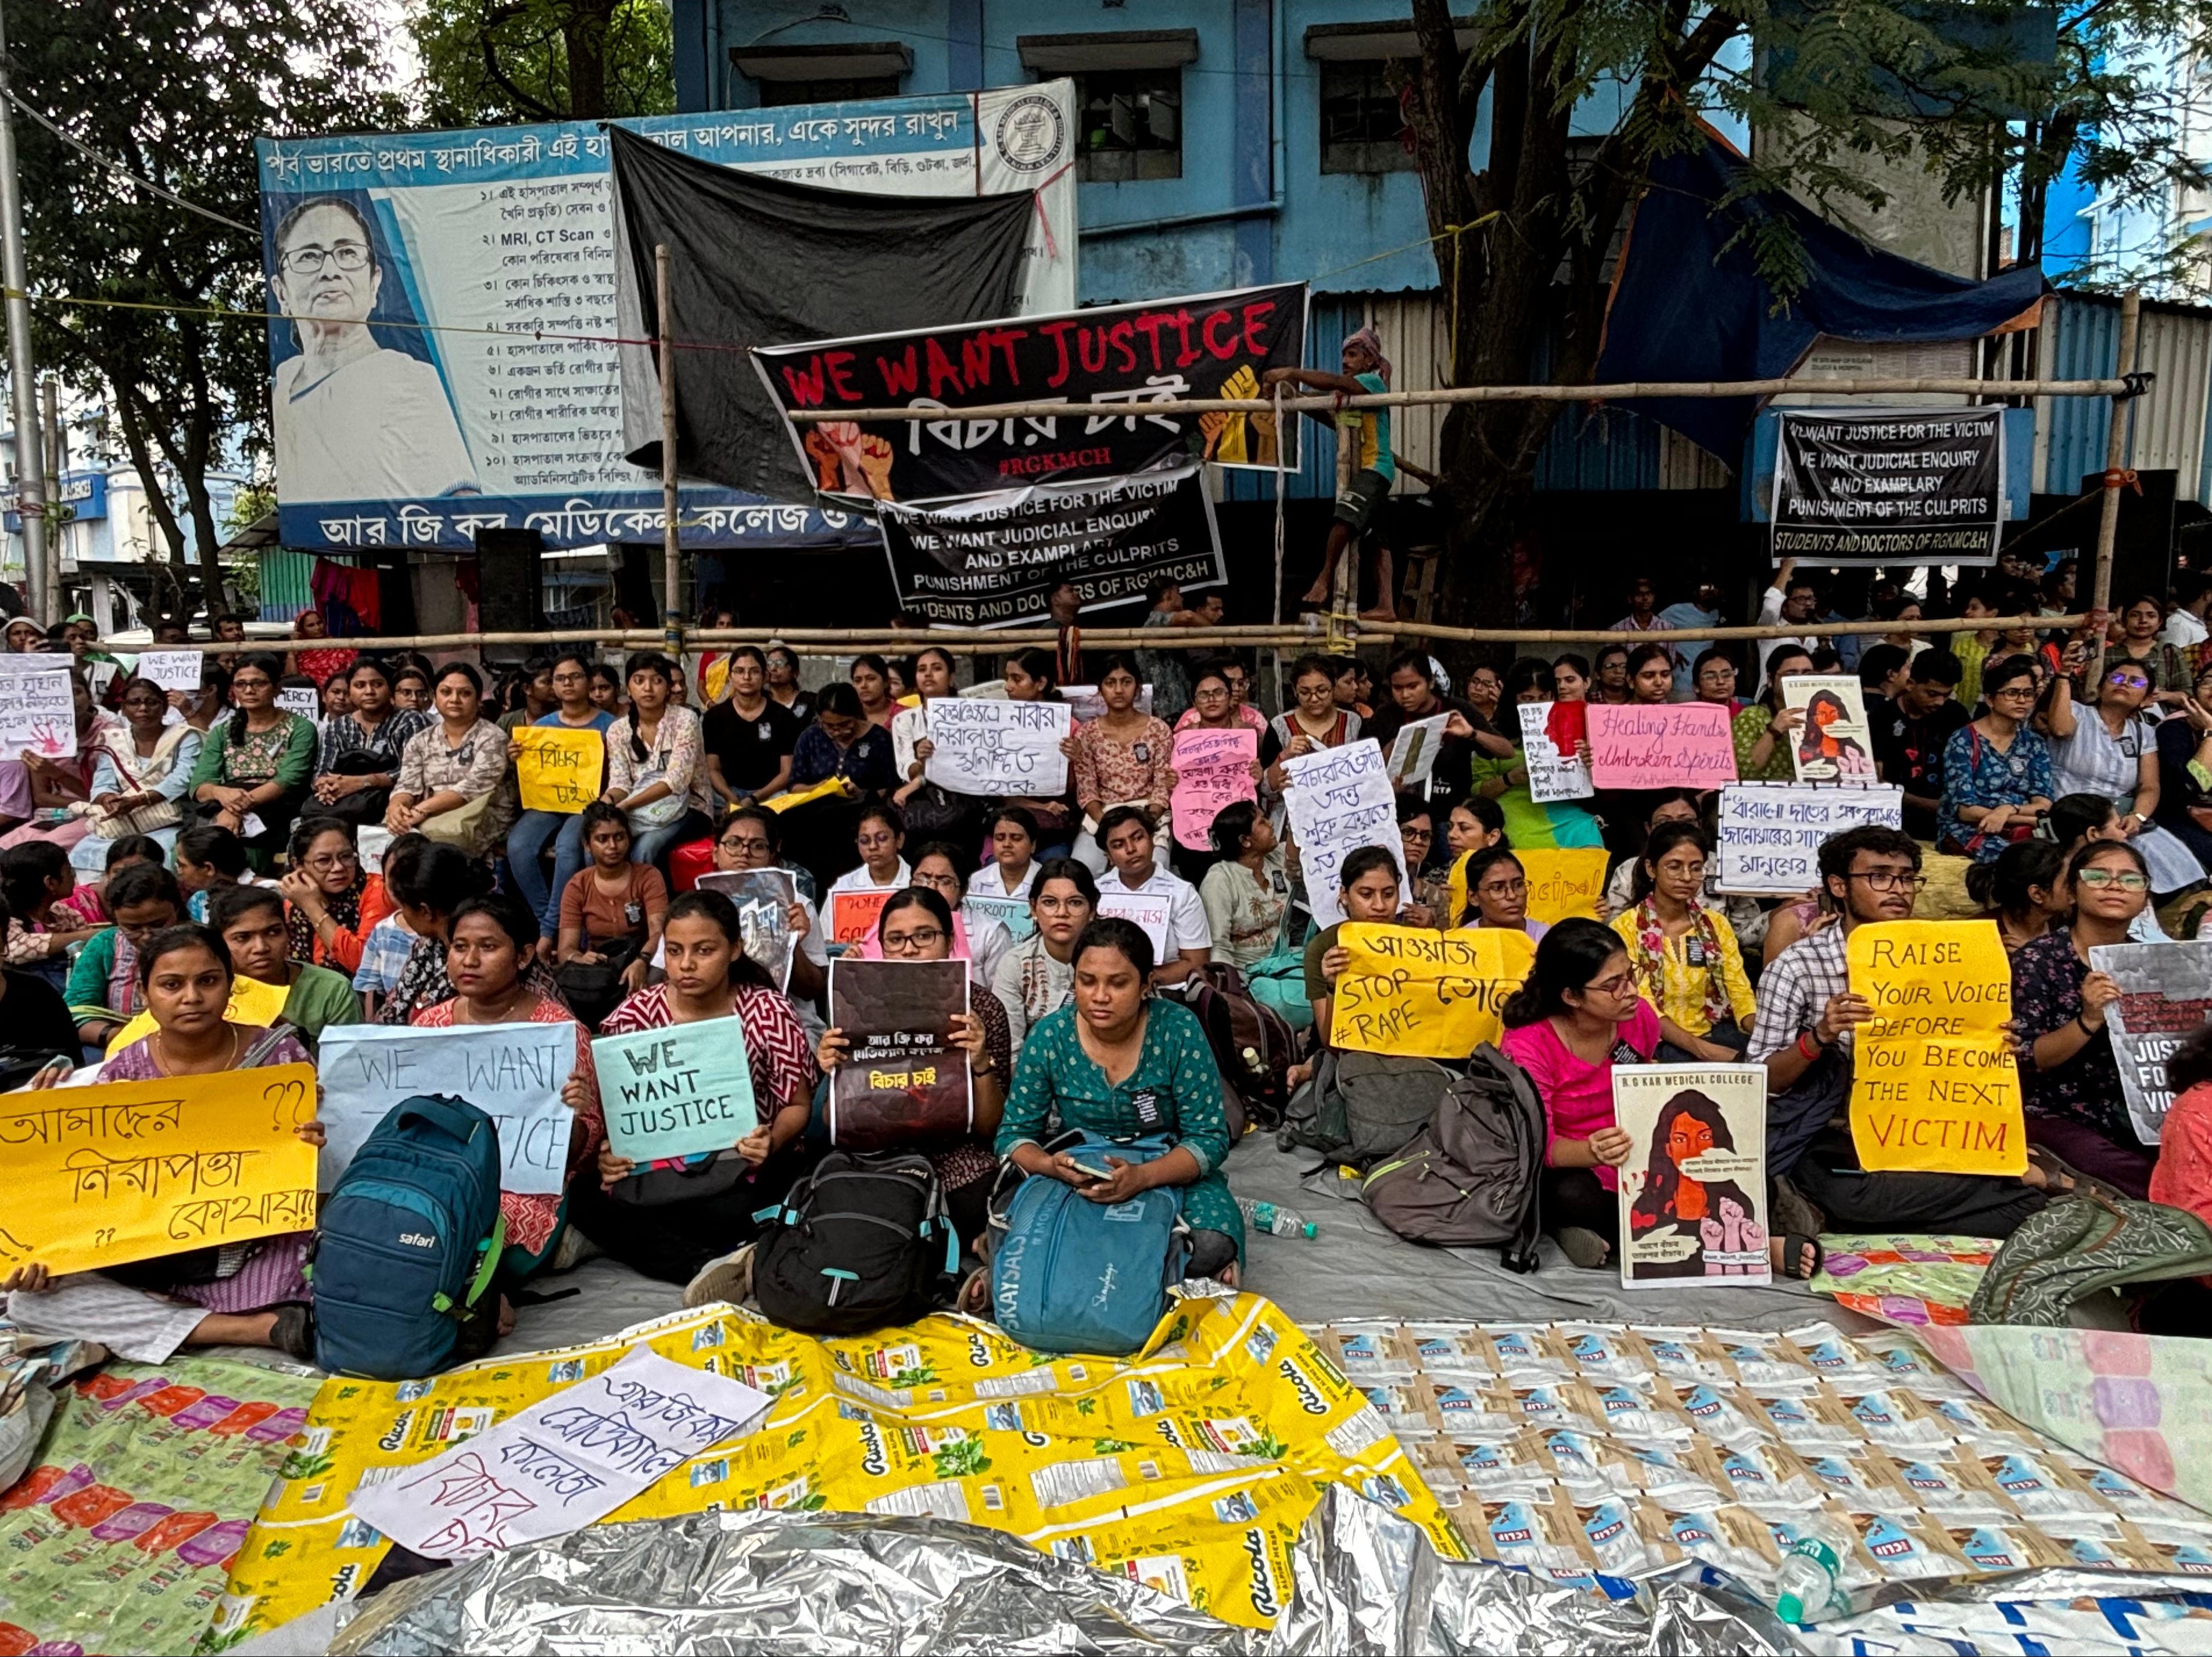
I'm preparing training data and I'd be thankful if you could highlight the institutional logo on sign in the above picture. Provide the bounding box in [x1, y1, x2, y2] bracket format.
[994, 93, 1066, 171]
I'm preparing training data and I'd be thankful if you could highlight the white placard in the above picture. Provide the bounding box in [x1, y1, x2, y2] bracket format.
[1713, 783, 1904, 896]
[0, 666, 75, 761]
[1385, 713, 1449, 789]
[1780, 675, 1878, 785]
[1517, 701, 1594, 803]
[890, 703, 928, 780]
[357, 824, 393, 873]
[923, 697, 1072, 796]
[137, 650, 204, 693]
[348, 1348, 771, 1561]
[1283, 739, 1406, 928]
[1095, 887, 1171, 961]
[276, 687, 321, 720]
[317, 1021, 578, 1194]
[1060, 683, 1153, 723]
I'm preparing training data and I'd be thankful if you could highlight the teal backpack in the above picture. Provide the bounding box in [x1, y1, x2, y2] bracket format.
[991, 1132, 1189, 1355]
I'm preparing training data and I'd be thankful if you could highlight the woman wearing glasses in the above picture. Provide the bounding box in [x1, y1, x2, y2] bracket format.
[2039, 655, 2205, 895]
[2011, 840, 2160, 1197]
[1263, 654, 1363, 795]
[187, 651, 317, 866]
[275, 817, 393, 976]
[1938, 656, 2053, 862]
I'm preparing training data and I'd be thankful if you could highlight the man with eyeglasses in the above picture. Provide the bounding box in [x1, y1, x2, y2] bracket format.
[270, 196, 476, 503]
[1870, 650, 1967, 840]
[1748, 823, 2055, 1243]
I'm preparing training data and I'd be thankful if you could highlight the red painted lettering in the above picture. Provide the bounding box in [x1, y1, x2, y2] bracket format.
[1202, 308, 1239, 360]
[777, 356, 833, 407]
[823, 352, 858, 400]
[876, 345, 919, 399]
[1040, 320, 1080, 388]
[1243, 300, 1276, 357]
[924, 336, 966, 399]
[1171, 309, 1200, 368]
[1108, 319, 1138, 375]
[1077, 325, 1110, 375]
[1133, 311, 1175, 371]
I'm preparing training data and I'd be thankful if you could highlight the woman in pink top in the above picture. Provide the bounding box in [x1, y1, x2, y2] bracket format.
[1499, 917, 1659, 1271]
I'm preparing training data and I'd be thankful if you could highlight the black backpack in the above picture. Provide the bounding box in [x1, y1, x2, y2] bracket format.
[1360, 1044, 1546, 1272]
[1279, 1049, 1453, 1170]
[752, 1152, 958, 1334]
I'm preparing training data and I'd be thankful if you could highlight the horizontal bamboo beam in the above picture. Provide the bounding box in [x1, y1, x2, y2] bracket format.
[1385, 612, 2092, 647]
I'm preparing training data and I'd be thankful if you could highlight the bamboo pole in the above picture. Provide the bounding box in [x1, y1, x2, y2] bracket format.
[655, 243, 682, 661]
[2087, 290, 2143, 685]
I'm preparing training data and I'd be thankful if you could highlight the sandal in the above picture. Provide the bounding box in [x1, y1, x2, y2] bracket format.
[1555, 1226, 1611, 1270]
[2024, 1147, 2078, 1195]
[1777, 1233, 1824, 1282]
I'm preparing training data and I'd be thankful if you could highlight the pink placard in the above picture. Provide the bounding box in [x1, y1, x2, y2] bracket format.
[1586, 702, 1738, 790]
[1169, 726, 1260, 850]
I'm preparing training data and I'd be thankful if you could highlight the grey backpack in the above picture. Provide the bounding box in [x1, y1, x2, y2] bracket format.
[1360, 1044, 1546, 1272]
[1278, 1049, 1451, 1170]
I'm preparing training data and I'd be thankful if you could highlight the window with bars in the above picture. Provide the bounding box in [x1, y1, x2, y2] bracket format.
[1073, 69, 1182, 181]
[1320, 61, 1413, 174]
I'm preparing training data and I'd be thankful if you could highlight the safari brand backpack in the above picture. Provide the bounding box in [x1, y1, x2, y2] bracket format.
[1176, 964, 1298, 1132]
[990, 1132, 1189, 1355]
[752, 1152, 958, 1334]
[1279, 1049, 1453, 1170]
[1361, 1045, 1547, 1271]
[309, 1095, 506, 1379]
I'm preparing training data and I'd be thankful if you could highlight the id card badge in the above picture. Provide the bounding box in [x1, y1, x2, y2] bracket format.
[1684, 937, 1708, 967]
[1130, 1088, 1164, 1129]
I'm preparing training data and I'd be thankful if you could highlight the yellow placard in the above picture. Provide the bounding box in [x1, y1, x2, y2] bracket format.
[1847, 919, 2025, 1175]
[1330, 922, 1535, 1058]
[1447, 846, 1609, 929]
[515, 726, 605, 814]
[765, 774, 856, 814]
[0, 1063, 318, 1275]
[106, 973, 290, 1059]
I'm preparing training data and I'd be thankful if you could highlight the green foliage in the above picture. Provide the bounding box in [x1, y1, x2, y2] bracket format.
[407, 0, 674, 125]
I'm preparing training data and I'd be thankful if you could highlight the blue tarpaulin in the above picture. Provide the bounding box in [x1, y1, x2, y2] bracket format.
[1593, 135, 2047, 457]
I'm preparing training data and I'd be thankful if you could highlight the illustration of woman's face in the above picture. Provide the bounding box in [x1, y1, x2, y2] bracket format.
[1814, 699, 1840, 729]
[1666, 1113, 1715, 1165]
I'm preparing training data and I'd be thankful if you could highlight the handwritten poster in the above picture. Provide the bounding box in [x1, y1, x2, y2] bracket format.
[923, 698, 1072, 797]
[1384, 713, 1450, 791]
[106, 973, 290, 1057]
[1096, 887, 1172, 961]
[135, 650, 204, 693]
[1169, 726, 1259, 850]
[1517, 701, 1593, 804]
[0, 665, 74, 761]
[827, 959, 971, 1149]
[1329, 923, 1534, 1058]
[348, 1348, 770, 1561]
[1847, 920, 2024, 1175]
[963, 892, 1037, 941]
[0, 1063, 318, 1275]
[2091, 941, 2212, 1144]
[317, 1023, 576, 1195]
[1614, 1064, 1769, 1288]
[1519, 849, 1612, 925]
[829, 889, 895, 949]
[1783, 676, 1877, 784]
[275, 686, 321, 721]
[695, 868, 798, 988]
[515, 726, 606, 814]
[1585, 703, 1737, 790]
[1712, 784, 1904, 896]
[593, 1017, 759, 1164]
[1283, 739, 1406, 930]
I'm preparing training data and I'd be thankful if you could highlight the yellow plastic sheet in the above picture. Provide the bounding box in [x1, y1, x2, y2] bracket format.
[1330, 923, 1533, 1058]
[222, 1292, 1460, 1636]
[514, 726, 605, 815]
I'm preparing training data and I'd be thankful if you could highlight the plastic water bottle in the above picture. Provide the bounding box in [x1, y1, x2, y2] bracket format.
[1772, 1516, 1852, 1624]
[1238, 1197, 1317, 1239]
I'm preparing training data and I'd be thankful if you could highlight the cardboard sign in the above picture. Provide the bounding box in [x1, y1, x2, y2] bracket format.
[515, 726, 606, 814]
[0, 665, 74, 761]
[1783, 676, 1877, 784]
[1847, 920, 2024, 1175]
[1385, 713, 1450, 790]
[923, 697, 1071, 797]
[0, 1063, 318, 1275]
[2090, 941, 2212, 1145]
[829, 889, 895, 949]
[106, 973, 291, 1057]
[1282, 739, 1406, 930]
[1328, 923, 1534, 1059]
[1614, 1064, 1770, 1287]
[826, 958, 971, 1150]
[1713, 784, 1905, 896]
[275, 687, 321, 720]
[1517, 701, 1593, 804]
[1519, 849, 1611, 925]
[136, 650, 205, 693]
[963, 892, 1037, 941]
[1585, 702, 1737, 790]
[593, 1016, 759, 1164]
[695, 868, 797, 989]
[1096, 885, 1172, 962]
[318, 1023, 576, 1194]
[1170, 726, 1259, 851]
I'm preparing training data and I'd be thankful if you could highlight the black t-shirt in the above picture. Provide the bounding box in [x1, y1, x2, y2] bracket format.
[702, 698, 802, 794]
[3, 968, 81, 1066]
[1872, 695, 1969, 837]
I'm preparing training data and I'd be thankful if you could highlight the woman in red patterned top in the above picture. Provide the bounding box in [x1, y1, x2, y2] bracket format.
[289, 606, 357, 687]
[408, 891, 602, 1279]
[568, 888, 816, 1286]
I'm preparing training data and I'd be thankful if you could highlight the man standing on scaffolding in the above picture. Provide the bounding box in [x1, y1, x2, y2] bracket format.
[1264, 326, 1399, 625]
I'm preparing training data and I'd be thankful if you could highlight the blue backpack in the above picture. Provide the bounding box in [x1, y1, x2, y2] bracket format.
[309, 1095, 506, 1379]
[990, 1132, 1189, 1356]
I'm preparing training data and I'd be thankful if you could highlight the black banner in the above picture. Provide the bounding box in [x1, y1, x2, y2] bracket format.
[1772, 407, 2002, 566]
[753, 282, 1307, 503]
[877, 462, 1224, 628]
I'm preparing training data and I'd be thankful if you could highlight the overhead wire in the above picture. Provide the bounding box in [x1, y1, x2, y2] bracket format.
[1, 88, 259, 236]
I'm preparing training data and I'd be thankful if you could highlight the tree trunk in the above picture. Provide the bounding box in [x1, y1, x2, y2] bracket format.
[564, 0, 615, 119]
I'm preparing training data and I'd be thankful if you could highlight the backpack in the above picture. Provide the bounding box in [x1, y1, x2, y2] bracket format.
[1175, 964, 1298, 1132]
[1279, 1049, 1452, 1170]
[309, 1095, 507, 1380]
[1968, 1189, 2212, 1326]
[1360, 1045, 1547, 1272]
[752, 1152, 958, 1335]
[990, 1132, 1189, 1356]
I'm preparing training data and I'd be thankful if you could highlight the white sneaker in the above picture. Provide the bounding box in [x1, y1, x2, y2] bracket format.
[683, 1246, 754, 1309]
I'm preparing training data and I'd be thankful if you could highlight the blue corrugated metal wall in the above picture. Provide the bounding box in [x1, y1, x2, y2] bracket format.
[2041, 296, 2115, 498]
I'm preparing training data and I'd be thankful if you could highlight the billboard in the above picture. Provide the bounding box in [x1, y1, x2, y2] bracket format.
[255, 84, 1078, 554]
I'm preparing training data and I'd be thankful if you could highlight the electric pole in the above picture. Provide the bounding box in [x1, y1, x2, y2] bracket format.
[0, 0, 49, 623]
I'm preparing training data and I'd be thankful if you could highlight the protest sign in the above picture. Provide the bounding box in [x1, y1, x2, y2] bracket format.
[275, 686, 321, 720]
[1614, 1065, 1769, 1287]
[349, 1348, 770, 1561]
[317, 1023, 576, 1194]
[829, 889, 895, 949]
[1329, 923, 1534, 1059]
[1521, 849, 1611, 924]
[696, 868, 797, 988]
[1061, 683, 1153, 723]
[923, 697, 1071, 796]
[1283, 739, 1406, 929]
[1782, 676, 1877, 784]
[1385, 713, 1450, 790]
[135, 651, 203, 693]
[1772, 407, 2002, 567]
[515, 726, 605, 813]
[593, 1016, 758, 1164]
[2090, 941, 2212, 1144]
[827, 959, 971, 1149]
[1170, 726, 1259, 850]
[0, 1063, 318, 1275]
[0, 665, 74, 761]
[1585, 703, 1737, 790]
[1096, 887, 1173, 961]
[891, 704, 927, 780]
[1847, 920, 2024, 1175]
[963, 892, 1037, 941]
[1517, 701, 1592, 803]
[106, 973, 290, 1057]
[1713, 784, 1904, 896]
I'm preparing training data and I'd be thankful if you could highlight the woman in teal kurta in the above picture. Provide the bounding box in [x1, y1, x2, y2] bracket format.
[996, 918, 1245, 1278]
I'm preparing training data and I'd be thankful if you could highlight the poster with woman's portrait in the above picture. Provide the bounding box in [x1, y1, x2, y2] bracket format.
[1612, 1066, 1769, 1287]
[1782, 675, 1876, 784]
